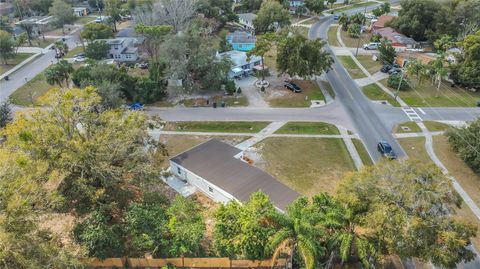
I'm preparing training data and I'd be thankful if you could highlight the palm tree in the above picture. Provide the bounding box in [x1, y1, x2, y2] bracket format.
[406, 59, 426, 88]
[429, 54, 448, 97]
[54, 40, 69, 58]
[45, 60, 74, 88]
[338, 13, 349, 31]
[270, 197, 325, 269]
[312, 193, 377, 269]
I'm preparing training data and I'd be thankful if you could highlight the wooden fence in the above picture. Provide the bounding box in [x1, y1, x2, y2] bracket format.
[84, 257, 287, 268]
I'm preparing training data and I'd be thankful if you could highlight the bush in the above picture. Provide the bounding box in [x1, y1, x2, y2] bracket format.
[85, 40, 109, 60]
[347, 23, 361, 38]
[370, 33, 381, 42]
[237, 87, 242, 94]
[224, 80, 236, 95]
[387, 74, 410, 91]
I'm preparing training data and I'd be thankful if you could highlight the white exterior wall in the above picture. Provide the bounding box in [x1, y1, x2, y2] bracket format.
[170, 161, 234, 204]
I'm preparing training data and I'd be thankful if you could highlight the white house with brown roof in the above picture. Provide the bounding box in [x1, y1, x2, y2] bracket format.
[169, 139, 300, 211]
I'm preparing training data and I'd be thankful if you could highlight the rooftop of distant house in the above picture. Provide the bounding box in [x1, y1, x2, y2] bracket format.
[15, 16, 54, 25]
[372, 15, 394, 29]
[229, 31, 256, 44]
[374, 27, 418, 46]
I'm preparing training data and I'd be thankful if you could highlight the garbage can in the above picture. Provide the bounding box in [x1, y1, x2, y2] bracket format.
[477, 100, 480, 107]
[206, 100, 209, 105]
[4, 76, 8, 81]
[221, 101, 225, 108]
[213, 102, 217, 108]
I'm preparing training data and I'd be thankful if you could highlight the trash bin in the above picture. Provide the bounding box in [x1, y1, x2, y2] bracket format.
[213, 102, 217, 108]
[477, 100, 480, 107]
[206, 100, 209, 105]
[221, 101, 225, 108]
[4, 76, 8, 81]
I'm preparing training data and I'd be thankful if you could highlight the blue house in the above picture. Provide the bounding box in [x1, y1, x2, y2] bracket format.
[227, 31, 256, 52]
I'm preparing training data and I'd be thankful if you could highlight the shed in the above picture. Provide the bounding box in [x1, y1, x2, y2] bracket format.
[169, 139, 300, 211]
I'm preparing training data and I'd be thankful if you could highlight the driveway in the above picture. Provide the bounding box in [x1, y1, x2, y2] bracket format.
[234, 76, 269, 107]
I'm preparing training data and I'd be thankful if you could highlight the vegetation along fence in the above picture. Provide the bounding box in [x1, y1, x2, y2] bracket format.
[85, 257, 287, 268]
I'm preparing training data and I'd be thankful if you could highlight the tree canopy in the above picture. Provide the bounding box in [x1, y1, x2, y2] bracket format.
[81, 23, 115, 41]
[253, 0, 291, 33]
[446, 117, 480, 174]
[49, 0, 75, 33]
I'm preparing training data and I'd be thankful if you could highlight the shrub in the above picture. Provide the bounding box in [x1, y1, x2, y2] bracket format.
[387, 74, 410, 91]
[446, 119, 480, 174]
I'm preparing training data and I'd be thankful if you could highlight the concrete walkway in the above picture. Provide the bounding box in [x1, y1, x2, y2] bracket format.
[339, 126, 364, 170]
[235, 76, 269, 107]
[236, 121, 286, 150]
[152, 130, 357, 139]
[354, 71, 389, 87]
[0, 52, 42, 80]
[417, 122, 480, 221]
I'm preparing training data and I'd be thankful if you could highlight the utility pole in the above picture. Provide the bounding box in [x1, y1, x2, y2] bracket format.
[394, 49, 411, 100]
[355, 6, 368, 57]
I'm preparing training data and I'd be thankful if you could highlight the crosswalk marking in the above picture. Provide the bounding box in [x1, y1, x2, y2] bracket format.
[402, 107, 422, 122]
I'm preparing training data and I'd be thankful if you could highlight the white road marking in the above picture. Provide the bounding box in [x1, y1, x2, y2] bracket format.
[418, 108, 426, 115]
[402, 107, 422, 122]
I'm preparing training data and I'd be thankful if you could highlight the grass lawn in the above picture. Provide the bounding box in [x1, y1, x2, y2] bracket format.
[352, 139, 373, 166]
[333, 1, 377, 13]
[338, 56, 366, 79]
[10, 71, 51, 106]
[433, 135, 480, 206]
[339, 29, 372, 48]
[362, 83, 401, 107]
[393, 121, 421, 133]
[300, 17, 319, 25]
[275, 122, 339, 135]
[183, 95, 249, 107]
[328, 26, 340, 47]
[64, 46, 84, 58]
[159, 135, 250, 167]
[423, 121, 452, 132]
[128, 67, 150, 78]
[75, 16, 96, 24]
[398, 137, 430, 162]
[356, 55, 382, 75]
[163, 121, 269, 133]
[0, 53, 35, 75]
[320, 81, 335, 99]
[433, 135, 480, 249]
[268, 80, 325, 107]
[381, 78, 480, 107]
[256, 137, 356, 196]
[30, 38, 56, 48]
[264, 45, 277, 72]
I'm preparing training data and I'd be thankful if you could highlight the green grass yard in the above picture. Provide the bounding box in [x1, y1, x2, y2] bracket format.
[268, 80, 325, 107]
[0, 53, 35, 75]
[398, 137, 430, 162]
[424, 121, 452, 132]
[339, 28, 372, 48]
[275, 122, 339, 135]
[30, 38, 56, 48]
[338, 56, 366, 79]
[75, 16, 96, 24]
[356, 55, 382, 75]
[256, 137, 356, 197]
[183, 95, 249, 107]
[328, 26, 340, 47]
[163, 121, 270, 133]
[362, 84, 401, 107]
[352, 139, 373, 166]
[393, 121, 421, 133]
[65, 46, 84, 58]
[10, 71, 51, 106]
[381, 78, 480, 107]
[333, 1, 377, 13]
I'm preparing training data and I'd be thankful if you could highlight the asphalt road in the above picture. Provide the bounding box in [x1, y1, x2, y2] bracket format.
[310, 15, 406, 161]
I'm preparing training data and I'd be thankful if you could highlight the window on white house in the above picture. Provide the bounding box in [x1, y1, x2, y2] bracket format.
[208, 186, 214, 193]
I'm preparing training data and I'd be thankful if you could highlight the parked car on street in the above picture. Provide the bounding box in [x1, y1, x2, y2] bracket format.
[388, 67, 401, 75]
[363, 42, 380, 50]
[74, 53, 85, 62]
[377, 141, 397, 159]
[333, 14, 339, 20]
[381, 64, 392, 73]
[284, 81, 302, 93]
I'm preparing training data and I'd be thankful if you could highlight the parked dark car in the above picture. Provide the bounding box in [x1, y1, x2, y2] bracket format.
[388, 67, 401, 75]
[128, 102, 144, 111]
[333, 14, 339, 20]
[380, 64, 392, 73]
[284, 81, 302, 93]
[377, 141, 397, 159]
[139, 62, 148, 69]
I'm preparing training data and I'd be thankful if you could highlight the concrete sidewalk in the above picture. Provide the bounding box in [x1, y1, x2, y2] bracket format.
[236, 121, 286, 150]
[339, 126, 364, 170]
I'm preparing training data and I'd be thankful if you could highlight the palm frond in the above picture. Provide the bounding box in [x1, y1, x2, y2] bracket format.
[339, 232, 353, 262]
[298, 235, 321, 269]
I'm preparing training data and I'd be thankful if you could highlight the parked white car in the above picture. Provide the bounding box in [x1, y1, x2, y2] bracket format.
[363, 42, 381, 50]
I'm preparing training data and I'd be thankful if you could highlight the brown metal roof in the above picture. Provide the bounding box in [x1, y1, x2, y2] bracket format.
[170, 139, 300, 211]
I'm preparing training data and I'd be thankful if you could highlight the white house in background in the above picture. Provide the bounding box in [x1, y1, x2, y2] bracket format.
[169, 139, 300, 212]
[238, 13, 257, 31]
[217, 50, 262, 78]
[103, 38, 138, 62]
[73, 7, 88, 16]
[15, 16, 56, 37]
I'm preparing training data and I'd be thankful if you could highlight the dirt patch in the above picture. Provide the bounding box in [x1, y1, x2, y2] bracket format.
[189, 192, 219, 256]
[39, 213, 83, 255]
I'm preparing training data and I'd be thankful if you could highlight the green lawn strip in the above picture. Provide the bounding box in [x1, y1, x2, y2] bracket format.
[339, 29, 371, 48]
[300, 17, 319, 25]
[393, 121, 422, 133]
[30, 38, 56, 48]
[361, 83, 401, 107]
[0, 53, 35, 75]
[351, 139, 373, 166]
[380, 78, 480, 107]
[163, 121, 270, 133]
[319, 80, 335, 99]
[338, 56, 366, 79]
[10, 71, 51, 106]
[327, 26, 340, 47]
[423, 121, 452, 132]
[257, 137, 356, 197]
[398, 137, 431, 163]
[183, 96, 249, 107]
[333, 1, 377, 13]
[355, 55, 382, 75]
[275, 122, 340, 135]
[268, 80, 324, 107]
[65, 46, 84, 58]
[75, 16, 96, 24]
